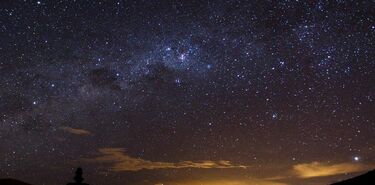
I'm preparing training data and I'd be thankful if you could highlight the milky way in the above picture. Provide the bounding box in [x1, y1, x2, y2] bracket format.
[0, 1, 374, 185]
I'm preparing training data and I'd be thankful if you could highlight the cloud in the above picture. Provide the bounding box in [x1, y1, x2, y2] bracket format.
[85, 148, 247, 171]
[59, 126, 92, 136]
[293, 161, 374, 178]
[153, 178, 288, 185]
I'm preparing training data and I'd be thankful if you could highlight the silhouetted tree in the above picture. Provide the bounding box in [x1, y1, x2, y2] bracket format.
[74, 168, 84, 183]
[67, 167, 89, 185]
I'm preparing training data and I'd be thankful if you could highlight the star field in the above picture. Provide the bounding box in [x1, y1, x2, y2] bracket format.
[0, 1, 374, 185]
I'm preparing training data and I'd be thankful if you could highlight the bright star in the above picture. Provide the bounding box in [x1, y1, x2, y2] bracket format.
[353, 156, 360, 161]
[175, 78, 181, 84]
[178, 53, 186, 61]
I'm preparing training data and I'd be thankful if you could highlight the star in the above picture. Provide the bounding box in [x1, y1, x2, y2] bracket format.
[174, 78, 181, 85]
[206, 64, 212, 69]
[178, 53, 186, 61]
[353, 156, 360, 162]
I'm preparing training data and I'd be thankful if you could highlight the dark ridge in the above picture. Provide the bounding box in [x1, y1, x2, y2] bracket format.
[331, 169, 375, 185]
[0, 179, 32, 185]
[0, 168, 90, 185]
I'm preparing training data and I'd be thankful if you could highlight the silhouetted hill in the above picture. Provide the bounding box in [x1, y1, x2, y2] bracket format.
[0, 179, 32, 185]
[331, 169, 375, 185]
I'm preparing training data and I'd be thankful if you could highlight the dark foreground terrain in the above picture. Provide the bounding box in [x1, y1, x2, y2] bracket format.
[0, 179, 31, 185]
[1, 169, 374, 185]
[331, 169, 375, 185]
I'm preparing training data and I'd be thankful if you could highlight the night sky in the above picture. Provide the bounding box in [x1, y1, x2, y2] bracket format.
[0, 1, 374, 185]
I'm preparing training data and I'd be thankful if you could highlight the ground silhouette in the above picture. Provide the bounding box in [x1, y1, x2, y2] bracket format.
[0, 179, 32, 185]
[0, 167, 90, 185]
[1, 168, 374, 185]
[331, 169, 375, 185]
